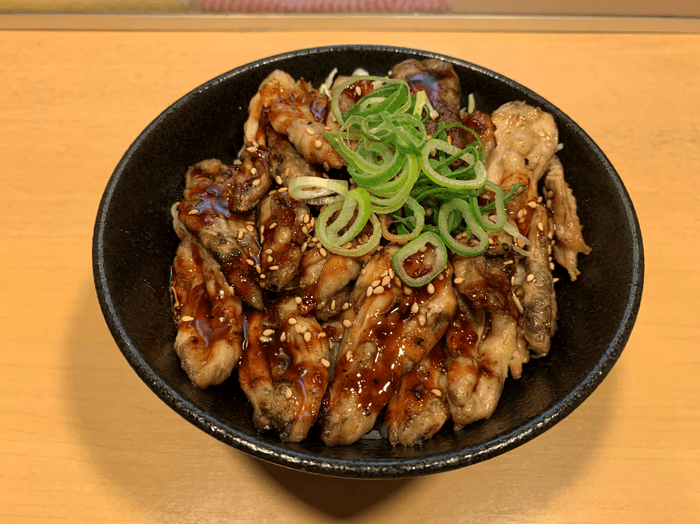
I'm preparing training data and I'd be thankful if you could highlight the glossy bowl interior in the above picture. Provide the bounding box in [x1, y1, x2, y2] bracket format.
[93, 45, 643, 478]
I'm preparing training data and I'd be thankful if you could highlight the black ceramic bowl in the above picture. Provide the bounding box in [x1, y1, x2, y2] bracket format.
[93, 45, 643, 478]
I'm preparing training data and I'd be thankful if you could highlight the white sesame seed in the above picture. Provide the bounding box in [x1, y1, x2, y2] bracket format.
[302, 226, 309, 235]
[250, 167, 258, 175]
[320, 248, 327, 257]
[318, 332, 327, 338]
[419, 246, 427, 253]
[453, 277, 465, 284]
[295, 324, 303, 334]
[269, 265, 279, 270]
[404, 286, 413, 295]
[246, 225, 255, 232]
[553, 277, 560, 283]
[321, 358, 331, 368]
[259, 336, 270, 343]
[373, 286, 385, 295]
[418, 314, 427, 327]
[314, 139, 323, 149]
[304, 332, 312, 342]
[366, 286, 373, 297]
[503, 260, 514, 265]
[427, 283, 435, 295]
[288, 318, 297, 325]
[275, 175, 283, 185]
[527, 201, 537, 209]
[181, 315, 194, 322]
[411, 303, 420, 315]
[343, 319, 352, 328]
[294, 296, 302, 304]
[342, 302, 350, 310]
[346, 350, 352, 360]
[252, 179, 261, 187]
[537, 222, 544, 232]
[361, 268, 367, 275]
[355, 85, 362, 96]
[432, 389, 442, 397]
[303, 214, 310, 224]
[331, 299, 336, 310]
[255, 265, 261, 274]
[382, 276, 391, 287]
[262, 329, 275, 337]
[306, 127, 315, 136]
[246, 259, 255, 266]
[323, 161, 330, 171]
[280, 332, 287, 342]
[371, 279, 381, 287]
[550, 262, 555, 270]
[188, 209, 199, 215]
[238, 229, 244, 239]
[301, 242, 308, 251]
[527, 274, 535, 282]
[285, 388, 292, 398]
[278, 187, 288, 193]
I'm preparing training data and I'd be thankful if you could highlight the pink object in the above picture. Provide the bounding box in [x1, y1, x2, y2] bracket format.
[200, 0, 450, 13]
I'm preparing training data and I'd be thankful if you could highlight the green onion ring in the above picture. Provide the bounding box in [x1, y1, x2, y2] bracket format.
[391, 231, 448, 288]
[438, 199, 489, 257]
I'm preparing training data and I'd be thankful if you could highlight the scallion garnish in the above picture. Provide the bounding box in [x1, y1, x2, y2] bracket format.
[288, 74, 529, 286]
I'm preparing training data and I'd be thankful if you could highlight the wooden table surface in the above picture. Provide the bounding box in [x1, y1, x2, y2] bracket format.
[1, 28, 699, 523]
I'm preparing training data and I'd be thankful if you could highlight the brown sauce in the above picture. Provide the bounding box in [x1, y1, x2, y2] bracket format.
[173, 244, 237, 359]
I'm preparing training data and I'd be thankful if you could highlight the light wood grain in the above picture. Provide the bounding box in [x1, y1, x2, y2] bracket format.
[1, 30, 699, 524]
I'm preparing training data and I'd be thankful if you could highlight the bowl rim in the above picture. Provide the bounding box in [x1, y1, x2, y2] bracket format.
[93, 44, 644, 478]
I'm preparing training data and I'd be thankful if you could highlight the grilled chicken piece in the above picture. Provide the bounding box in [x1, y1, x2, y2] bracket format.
[267, 126, 328, 188]
[171, 230, 243, 389]
[543, 155, 591, 280]
[176, 161, 264, 309]
[390, 58, 464, 148]
[487, 101, 559, 233]
[256, 191, 310, 292]
[384, 343, 450, 446]
[461, 109, 498, 160]
[452, 253, 520, 318]
[446, 306, 518, 429]
[237, 297, 331, 442]
[320, 244, 457, 446]
[251, 70, 344, 170]
[520, 205, 557, 356]
[298, 246, 362, 313]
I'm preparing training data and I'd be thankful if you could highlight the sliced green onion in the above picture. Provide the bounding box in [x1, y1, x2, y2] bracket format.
[421, 139, 487, 190]
[380, 196, 425, 244]
[290, 73, 528, 287]
[316, 206, 382, 257]
[288, 176, 348, 201]
[438, 199, 489, 257]
[326, 188, 372, 245]
[391, 232, 448, 287]
[470, 182, 506, 232]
